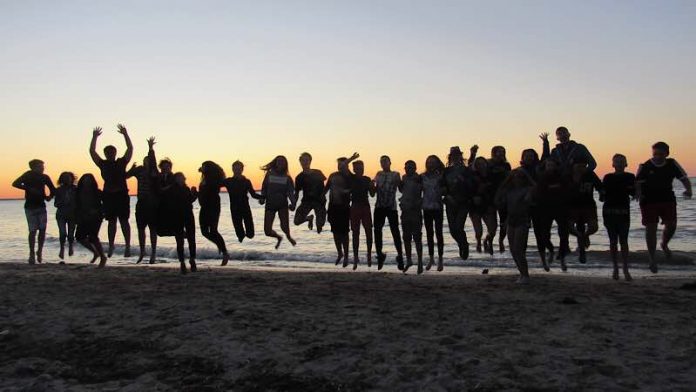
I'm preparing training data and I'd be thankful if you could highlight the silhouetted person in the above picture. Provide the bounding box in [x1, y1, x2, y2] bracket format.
[126, 137, 159, 264]
[470, 157, 497, 255]
[373, 155, 404, 270]
[223, 161, 263, 243]
[568, 161, 603, 264]
[294, 152, 327, 233]
[443, 147, 475, 261]
[54, 171, 77, 262]
[535, 159, 570, 271]
[349, 160, 374, 268]
[261, 156, 297, 248]
[519, 145, 549, 268]
[488, 146, 512, 253]
[400, 160, 424, 274]
[636, 142, 692, 273]
[89, 124, 133, 257]
[12, 159, 56, 264]
[160, 172, 198, 274]
[325, 153, 359, 267]
[600, 154, 635, 281]
[550, 126, 597, 173]
[75, 174, 107, 267]
[197, 161, 230, 265]
[422, 155, 445, 271]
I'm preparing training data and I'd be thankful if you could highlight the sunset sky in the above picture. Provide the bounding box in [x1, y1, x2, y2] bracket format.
[1, 0, 695, 198]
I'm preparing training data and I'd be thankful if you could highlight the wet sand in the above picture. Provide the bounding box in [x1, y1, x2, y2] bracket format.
[1, 261, 696, 391]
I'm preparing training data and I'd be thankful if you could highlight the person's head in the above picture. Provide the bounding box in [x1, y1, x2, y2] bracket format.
[447, 146, 464, 167]
[380, 155, 391, 171]
[651, 141, 670, 164]
[103, 145, 117, 161]
[28, 159, 44, 174]
[425, 155, 445, 174]
[77, 173, 99, 194]
[337, 157, 350, 173]
[472, 156, 488, 173]
[232, 160, 244, 176]
[520, 149, 539, 167]
[556, 126, 571, 143]
[404, 160, 417, 175]
[491, 146, 507, 162]
[352, 160, 365, 176]
[58, 171, 76, 187]
[174, 172, 187, 187]
[510, 168, 530, 187]
[299, 152, 312, 170]
[612, 154, 627, 173]
[159, 159, 173, 175]
[261, 155, 289, 175]
[199, 161, 225, 184]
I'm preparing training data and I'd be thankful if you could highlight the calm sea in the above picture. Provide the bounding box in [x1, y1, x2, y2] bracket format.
[1, 182, 694, 277]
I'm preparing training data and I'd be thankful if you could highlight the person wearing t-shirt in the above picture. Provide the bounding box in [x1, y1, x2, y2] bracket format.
[294, 152, 327, 233]
[636, 142, 692, 273]
[443, 147, 476, 261]
[222, 161, 264, 243]
[349, 160, 374, 269]
[89, 124, 133, 258]
[600, 154, 635, 281]
[567, 161, 603, 264]
[261, 156, 297, 249]
[373, 155, 404, 270]
[325, 154, 359, 267]
[12, 159, 56, 264]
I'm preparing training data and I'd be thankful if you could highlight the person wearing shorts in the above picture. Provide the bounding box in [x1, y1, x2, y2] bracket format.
[636, 142, 692, 273]
[349, 160, 374, 268]
[294, 152, 327, 233]
[601, 154, 635, 281]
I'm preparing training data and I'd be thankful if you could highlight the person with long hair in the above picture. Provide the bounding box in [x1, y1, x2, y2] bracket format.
[443, 146, 475, 260]
[167, 172, 199, 274]
[54, 171, 77, 262]
[421, 155, 445, 271]
[126, 137, 159, 264]
[489, 145, 512, 253]
[349, 160, 374, 268]
[198, 161, 230, 265]
[261, 156, 297, 249]
[520, 141, 550, 269]
[470, 157, 498, 255]
[75, 174, 107, 267]
[325, 154, 359, 267]
[223, 161, 264, 243]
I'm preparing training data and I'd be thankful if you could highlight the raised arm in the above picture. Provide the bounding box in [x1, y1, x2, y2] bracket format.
[89, 127, 103, 165]
[346, 152, 360, 165]
[146, 137, 158, 176]
[117, 124, 133, 164]
[539, 133, 550, 161]
[468, 145, 478, 166]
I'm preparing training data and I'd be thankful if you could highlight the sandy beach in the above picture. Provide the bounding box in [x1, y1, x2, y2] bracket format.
[1, 261, 696, 391]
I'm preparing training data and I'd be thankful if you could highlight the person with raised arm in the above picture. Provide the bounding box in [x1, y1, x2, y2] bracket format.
[12, 159, 56, 264]
[325, 153, 359, 267]
[294, 152, 327, 233]
[198, 161, 230, 266]
[89, 124, 133, 258]
[550, 126, 596, 174]
[223, 160, 264, 243]
[443, 146, 475, 261]
[126, 136, 159, 264]
[421, 155, 446, 272]
[636, 142, 692, 273]
[349, 160, 374, 269]
[373, 155, 404, 270]
[400, 160, 424, 274]
[261, 156, 297, 249]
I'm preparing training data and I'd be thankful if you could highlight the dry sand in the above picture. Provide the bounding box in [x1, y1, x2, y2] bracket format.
[1, 261, 696, 391]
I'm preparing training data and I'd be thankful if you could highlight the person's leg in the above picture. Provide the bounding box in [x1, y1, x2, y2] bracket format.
[264, 209, 283, 249]
[93, 236, 108, 268]
[513, 225, 530, 282]
[118, 213, 131, 257]
[415, 220, 423, 275]
[243, 208, 255, 239]
[423, 210, 435, 270]
[148, 223, 158, 264]
[293, 202, 312, 228]
[607, 225, 619, 280]
[57, 215, 67, 260]
[402, 224, 413, 271]
[315, 203, 327, 234]
[351, 207, 361, 264]
[137, 223, 146, 263]
[645, 222, 658, 272]
[175, 234, 187, 274]
[67, 219, 76, 256]
[209, 214, 229, 266]
[435, 209, 444, 271]
[470, 213, 483, 252]
[363, 208, 373, 266]
[446, 204, 463, 250]
[619, 220, 631, 281]
[507, 224, 520, 270]
[333, 232, 343, 265]
[186, 212, 197, 264]
[373, 208, 387, 266]
[279, 207, 296, 246]
[556, 211, 570, 271]
[388, 210, 404, 268]
[498, 208, 508, 253]
[457, 207, 470, 260]
[576, 220, 588, 263]
[531, 211, 547, 268]
[27, 228, 37, 264]
[342, 231, 350, 268]
[107, 217, 117, 257]
[231, 209, 246, 242]
[660, 203, 678, 259]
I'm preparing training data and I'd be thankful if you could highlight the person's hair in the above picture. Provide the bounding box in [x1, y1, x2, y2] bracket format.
[491, 146, 507, 159]
[652, 141, 670, 154]
[58, 171, 76, 187]
[473, 156, 488, 171]
[510, 168, 533, 187]
[261, 155, 288, 175]
[447, 151, 463, 167]
[337, 157, 348, 164]
[613, 153, 627, 161]
[158, 158, 172, 169]
[426, 155, 445, 173]
[556, 126, 569, 134]
[174, 172, 186, 183]
[232, 160, 244, 168]
[352, 160, 364, 167]
[405, 160, 416, 170]
[300, 152, 312, 161]
[76, 173, 99, 194]
[520, 148, 539, 165]
[200, 161, 225, 186]
[28, 159, 44, 170]
[103, 145, 117, 155]
[379, 155, 391, 162]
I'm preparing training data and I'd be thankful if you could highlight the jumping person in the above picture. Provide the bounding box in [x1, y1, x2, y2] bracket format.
[198, 161, 230, 266]
[488, 146, 512, 253]
[470, 157, 498, 255]
[567, 161, 603, 264]
[601, 154, 635, 281]
[373, 155, 404, 270]
[294, 152, 327, 233]
[178, 172, 197, 269]
[325, 154, 359, 267]
[74, 174, 107, 267]
[422, 155, 446, 271]
[126, 137, 159, 264]
[636, 142, 692, 273]
[443, 147, 475, 261]
[261, 156, 297, 249]
[400, 160, 424, 274]
[535, 159, 570, 271]
[223, 161, 264, 243]
[89, 125, 133, 258]
[550, 126, 597, 174]
[164, 172, 199, 274]
[54, 171, 77, 262]
[12, 159, 56, 264]
[349, 160, 374, 268]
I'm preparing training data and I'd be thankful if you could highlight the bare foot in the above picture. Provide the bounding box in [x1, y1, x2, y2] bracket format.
[98, 256, 107, 268]
[275, 236, 283, 249]
[612, 268, 619, 280]
[437, 257, 444, 272]
[36, 252, 42, 264]
[623, 269, 632, 281]
[476, 241, 482, 253]
[90, 253, 98, 264]
[124, 246, 131, 258]
[335, 254, 342, 266]
[107, 245, 114, 258]
[560, 258, 568, 272]
[660, 242, 672, 259]
[353, 257, 359, 270]
[137, 252, 144, 264]
[27, 255, 36, 265]
[499, 239, 505, 254]
[403, 260, 413, 273]
[288, 236, 297, 246]
[542, 260, 550, 272]
[342, 255, 349, 268]
[68, 244, 74, 256]
[516, 276, 530, 285]
[367, 255, 372, 268]
[426, 258, 434, 271]
[221, 253, 230, 266]
[307, 215, 314, 231]
[59, 247, 65, 260]
[417, 262, 424, 275]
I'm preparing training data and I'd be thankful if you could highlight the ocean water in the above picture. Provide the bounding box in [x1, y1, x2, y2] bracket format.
[1, 183, 695, 277]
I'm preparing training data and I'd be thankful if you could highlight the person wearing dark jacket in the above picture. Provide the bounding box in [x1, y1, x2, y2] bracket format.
[222, 161, 264, 243]
[550, 126, 597, 173]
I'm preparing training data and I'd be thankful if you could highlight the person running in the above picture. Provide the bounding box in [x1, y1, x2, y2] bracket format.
[261, 156, 297, 249]
[89, 124, 133, 258]
[12, 159, 56, 264]
[373, 155, 404, 270]
[349, 160, 374, 269]
[422, 155, 445, 271]
[495, 169, 536, 284]
[325, 153, 359, 267]
[223, 161, 264, 243]
[636, 142, 692, 273]
[535, 159, 570, 271]
[126, 137, 159, 264]
[470, 157, 498, 255]
[54, 171, 77, 262]
[294, 152, 327, 233]
[488, 146, 512, 253]
[550, 126, 597, 174]
[74, 174, 107, 267]
[601, 154, 636, 281]
[400, 160, 424, 274]
[443, 147, 475, 261]
[198, 161, 230, 266]
[567, 161, 603, 264]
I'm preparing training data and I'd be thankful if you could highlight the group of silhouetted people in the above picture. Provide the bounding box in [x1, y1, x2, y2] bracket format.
[12, 125, 693, 282]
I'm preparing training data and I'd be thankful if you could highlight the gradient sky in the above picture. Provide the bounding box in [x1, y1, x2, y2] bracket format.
[2, 0, 695, 198]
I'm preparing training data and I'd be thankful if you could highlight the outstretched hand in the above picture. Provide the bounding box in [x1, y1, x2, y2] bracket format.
[147, 137, 156, 148]
[131, 162, 138, 169]
[117, 124, 128, 135]
[539, 132, 549, 142]
[93, 127, 103, 137]
[350, 152, 360, 160]
[470, 144, 479, 153]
